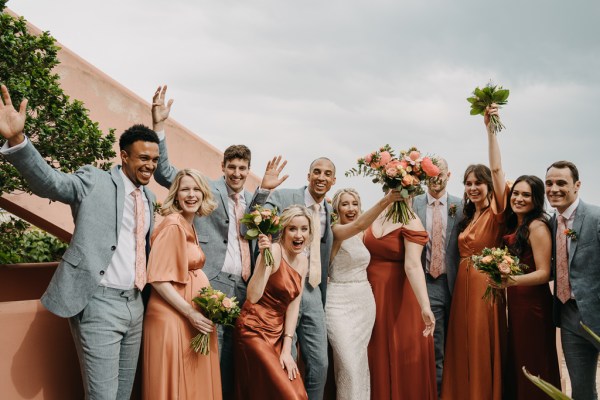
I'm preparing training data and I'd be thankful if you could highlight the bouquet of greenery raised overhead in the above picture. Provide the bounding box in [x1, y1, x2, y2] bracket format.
[240, 205, 283, 267]
[191, 287, 241, 354]
[467, 82, 510, 134]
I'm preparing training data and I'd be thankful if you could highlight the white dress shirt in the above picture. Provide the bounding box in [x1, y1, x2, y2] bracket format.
[221, 182, 245, 276]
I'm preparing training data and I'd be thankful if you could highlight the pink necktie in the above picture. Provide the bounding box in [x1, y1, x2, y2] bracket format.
[308, 203, 322, 288]
[429, 200, 444, 278]
[132, 189, 147, 290]
[232, 193, 251, 281]
[556, 215, 571, 303]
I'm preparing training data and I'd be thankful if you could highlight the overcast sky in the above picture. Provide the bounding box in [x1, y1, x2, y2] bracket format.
[9, 0, 600, 208]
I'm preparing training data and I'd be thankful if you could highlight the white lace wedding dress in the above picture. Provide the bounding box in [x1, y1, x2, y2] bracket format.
[325, 234, 376, 400]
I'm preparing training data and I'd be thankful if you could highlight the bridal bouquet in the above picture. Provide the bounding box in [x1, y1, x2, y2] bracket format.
[191, 287, 241, 354]
[240, 205, 283, 267]
[467, 82, 510, 134]
[471, 247, 526, 303]
[346, 145, 440, 224]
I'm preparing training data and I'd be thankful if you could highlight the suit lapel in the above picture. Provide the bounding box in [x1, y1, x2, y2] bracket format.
[414, 196, 427, 226]
[445, 197, 460, 250]
[569, 202, 585, 265]
[214, 179, 231, 218]
[111, 166, 125, 238]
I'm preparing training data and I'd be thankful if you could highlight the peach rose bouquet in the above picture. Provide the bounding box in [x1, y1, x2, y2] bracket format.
[346, 145, 440, 224]
[240, 205, 283, 267]
[191, 287, 241, 354]
[471, 247, 526, 303]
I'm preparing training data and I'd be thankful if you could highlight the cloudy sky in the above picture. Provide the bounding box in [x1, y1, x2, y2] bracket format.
[9, 0, 600, 208]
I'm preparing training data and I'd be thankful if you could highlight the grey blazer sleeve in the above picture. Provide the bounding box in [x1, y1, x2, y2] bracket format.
[154, 138, 180, 189]
[3, 140, 96, 204]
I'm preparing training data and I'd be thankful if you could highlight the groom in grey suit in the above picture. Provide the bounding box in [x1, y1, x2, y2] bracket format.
[0, 85, 159, 400]
[546, 160, 600, 400]
[150, 86, 282, 399]
[250, 157, 336, 400]
[413, 157, 462, 397]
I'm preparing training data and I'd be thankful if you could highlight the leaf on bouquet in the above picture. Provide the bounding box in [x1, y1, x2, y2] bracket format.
[492, 89, 510, 104]
[244, 228, 259, 239]
[522, 367, 571, 400]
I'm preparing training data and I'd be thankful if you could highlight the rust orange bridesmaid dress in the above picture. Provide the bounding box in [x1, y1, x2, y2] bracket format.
[142, 213, 222, 400]
[365, 226, 437, 400]
[234, 258, 307, 400]
[441, 189, 508, 400]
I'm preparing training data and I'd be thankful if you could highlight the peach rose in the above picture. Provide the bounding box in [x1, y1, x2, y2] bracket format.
[272, 216, 280, 225]
[386, 167, 398, 178]
[409, 150, 421, 161]
[260, 210, 272, 219]
[402, 174, 414, 186]
[210, 294, 219, 299]
[498, 262, 511, 275]
[481, 255, 493, 264]
[503, 255, 514, 264]
[385, 159, 401, 169]
[399, 160, 408, 169]
[378, 151, 392, 167]
[421, 157, 440, 177]
[222, 297, 233, 309]
[364, 153, 373, 165]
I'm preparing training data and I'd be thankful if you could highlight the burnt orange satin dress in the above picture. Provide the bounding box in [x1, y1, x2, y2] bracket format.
[441, 189, 508, 400]
[234, 258, 307, 400]
[142, 213, 221, 400]
[365, 227, 437, 400]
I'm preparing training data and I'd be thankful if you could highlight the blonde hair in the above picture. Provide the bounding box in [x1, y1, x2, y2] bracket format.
[331, 188, 362, 222]
[161, 169, 217, 217]
[277, 205, 313, 244]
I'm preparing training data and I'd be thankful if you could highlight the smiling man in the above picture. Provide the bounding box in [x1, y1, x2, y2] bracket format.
[545, 160, 600, 400]
[0, 85, 159, 400]
[250, 156, 336, 400]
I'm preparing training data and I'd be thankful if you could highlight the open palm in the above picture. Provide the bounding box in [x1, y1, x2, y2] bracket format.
[0, 85, 27, 141]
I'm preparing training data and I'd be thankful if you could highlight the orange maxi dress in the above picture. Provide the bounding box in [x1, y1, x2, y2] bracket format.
[364, 227, 437, 400]
[234, 258, 307, 400]
[142, 213, 221, 400]
[441, 189, 508, 400]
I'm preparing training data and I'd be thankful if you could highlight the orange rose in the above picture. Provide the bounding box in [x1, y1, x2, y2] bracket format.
[386, 167, 398, 178]
[378, 151, 392, 167]
[399, 160, 408, 169]
[402, 174, 414, 186]
[409, 150, 421, 161]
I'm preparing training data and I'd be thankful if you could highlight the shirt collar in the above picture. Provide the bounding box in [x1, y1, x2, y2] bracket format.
[119, 168, 139, 195]
[304, 187, 324, 209]
[426, 191, 447, 206]
[560, 197, 580, 221]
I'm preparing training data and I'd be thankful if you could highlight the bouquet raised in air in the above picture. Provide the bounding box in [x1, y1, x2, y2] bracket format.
[467, 82, 510, 134]
[240, 205, 283, 267]
[345, 145, 440, 224]
[191, 287, 241, 354]
[471, 247, 526, 303]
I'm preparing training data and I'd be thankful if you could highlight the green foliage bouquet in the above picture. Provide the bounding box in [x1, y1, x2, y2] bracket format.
[467, 82, 510, 134]
[191, 287, 241, 354]
[240, 205, 283, 267]
[471, 247, 526, 303]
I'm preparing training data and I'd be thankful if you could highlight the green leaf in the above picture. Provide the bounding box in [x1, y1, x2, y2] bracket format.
[492, 89, 510, 103]
[470, 107, 484, 115]
[245, 228, 259, 238]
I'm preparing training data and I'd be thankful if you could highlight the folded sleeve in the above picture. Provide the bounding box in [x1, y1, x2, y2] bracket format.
[147, 221, 189, 284]
[401, 228, 429, 246]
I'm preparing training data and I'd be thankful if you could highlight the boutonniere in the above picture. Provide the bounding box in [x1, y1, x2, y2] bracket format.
[564, 229, 577, 241]
[448, 204, 458, 218]
[153, 201, 162, 218]
[330, 212, 338, 225]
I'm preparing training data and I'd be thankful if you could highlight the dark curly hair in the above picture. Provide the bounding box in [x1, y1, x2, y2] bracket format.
[118, 124, 160, 152]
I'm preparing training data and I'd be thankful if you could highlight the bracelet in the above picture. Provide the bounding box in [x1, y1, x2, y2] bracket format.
[283, 333, 294, 339]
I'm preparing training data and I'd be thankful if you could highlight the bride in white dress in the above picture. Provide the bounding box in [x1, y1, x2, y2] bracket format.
[326, 188, 403, 400]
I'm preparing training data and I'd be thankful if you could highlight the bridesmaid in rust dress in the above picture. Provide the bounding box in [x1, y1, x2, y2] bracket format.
[441, 106, 508, 400]
[501, 175, 560, 399]
[234, 205, 310, 400]
[365, 199, 436, 400]
[143, 169, 221, 400]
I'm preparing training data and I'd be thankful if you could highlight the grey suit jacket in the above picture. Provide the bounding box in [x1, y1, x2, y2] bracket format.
[413, 193, 463, 295]
[3, 140, 156, 318]
[153, 139, 268, 281]
[248, 187, 333, 305]
[551, 200, 600, 334]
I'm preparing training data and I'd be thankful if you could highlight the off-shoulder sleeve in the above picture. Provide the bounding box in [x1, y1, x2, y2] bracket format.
[491, 183, 511, 222]
[147, 221, 189, 284]
[401, 228, 429, 246]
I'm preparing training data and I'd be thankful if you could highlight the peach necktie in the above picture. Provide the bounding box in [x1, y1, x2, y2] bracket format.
[429, 200, 444, 278]
[132, 188, 147, 290]
[556, 215, 571, 303]
[308, 203, 322, 288]
[232, 193, 251, 281]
